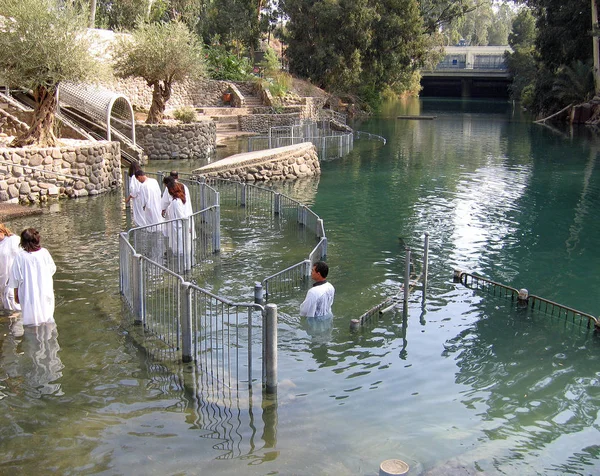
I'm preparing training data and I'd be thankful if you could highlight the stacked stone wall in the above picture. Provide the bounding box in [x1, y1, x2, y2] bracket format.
[239, 113, 300, 133]
[0, 141, 121, 203]
[135, 121, 216, 160]
[194, 142, 319, 182]
[101, 77, 232, 111]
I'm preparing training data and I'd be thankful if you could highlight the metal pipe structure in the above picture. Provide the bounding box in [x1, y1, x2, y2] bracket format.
[263, 304, 278, 394]
[422, 232, 430, 304]
[404, 248, 411, 306]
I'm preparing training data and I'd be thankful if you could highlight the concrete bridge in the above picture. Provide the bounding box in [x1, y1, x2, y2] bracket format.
[421, 46, 512, 98]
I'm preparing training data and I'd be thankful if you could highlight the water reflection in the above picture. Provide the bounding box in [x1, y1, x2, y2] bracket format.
[0, 321, 63, 399]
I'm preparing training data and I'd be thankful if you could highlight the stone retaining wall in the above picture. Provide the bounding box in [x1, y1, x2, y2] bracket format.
[238, 112, 301, 133]
[103, 77, 232, 111]
[0, 141, 121, 203]
[135, 121, 216, 160]
[193, 142, 319, 182]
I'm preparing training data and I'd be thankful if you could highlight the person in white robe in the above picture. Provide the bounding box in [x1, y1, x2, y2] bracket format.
[300, 261, 335, 318]
[8, 228, 56, 326]
[0, 223, 21, 311]
[125, 163, 146, 227]
[161, 172, 193, 219]
[135, 170, 164, 228]
[165, 182, 193, 270]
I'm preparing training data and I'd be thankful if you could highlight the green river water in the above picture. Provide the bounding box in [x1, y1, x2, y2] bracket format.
[1, 98, 600, 475]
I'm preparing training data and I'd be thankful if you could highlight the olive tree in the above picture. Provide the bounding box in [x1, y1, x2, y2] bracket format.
[0, 0, 98, 147]
[112, 21, 205, 124]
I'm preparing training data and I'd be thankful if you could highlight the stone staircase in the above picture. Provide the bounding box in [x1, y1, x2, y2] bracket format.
[197, 88, 265, 143]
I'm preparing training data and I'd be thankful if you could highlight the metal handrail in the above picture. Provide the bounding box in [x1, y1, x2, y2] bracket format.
[457, 270, 599, 328]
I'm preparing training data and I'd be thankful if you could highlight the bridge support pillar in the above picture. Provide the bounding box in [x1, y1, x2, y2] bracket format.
[461, 78, 473, 98]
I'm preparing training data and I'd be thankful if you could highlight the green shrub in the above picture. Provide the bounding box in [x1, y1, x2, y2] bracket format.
[259, 47, 281, 76]
[173, 106, 197, 123]
[268, 71, 292, 97]
[205, 43, 253, 81]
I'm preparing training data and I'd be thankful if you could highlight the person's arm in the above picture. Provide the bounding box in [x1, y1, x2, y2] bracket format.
[300, 290, 316, 317]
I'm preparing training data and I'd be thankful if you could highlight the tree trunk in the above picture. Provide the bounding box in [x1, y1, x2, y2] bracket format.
[11, 85, 58, 148]
[90, 0, 97, 28]
[146, 81, 172, 124]
[593, 0, 600, 96]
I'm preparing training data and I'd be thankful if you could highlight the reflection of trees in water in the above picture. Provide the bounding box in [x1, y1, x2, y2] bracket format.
[0, 321, 64, 398]
[442, 298, 600, 471]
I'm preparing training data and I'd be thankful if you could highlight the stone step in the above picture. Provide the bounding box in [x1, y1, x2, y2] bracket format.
[216, 122, 239, 132]
[210, 115, 239, 123]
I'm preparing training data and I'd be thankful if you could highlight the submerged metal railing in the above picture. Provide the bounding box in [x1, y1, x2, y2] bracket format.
[247, 120, 355, 159]
[456, 270, 599, 329]
[120, 176, 329, 393]
[352, 233, 430, 329]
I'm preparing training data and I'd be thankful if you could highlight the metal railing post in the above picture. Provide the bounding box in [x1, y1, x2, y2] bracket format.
[422, 232, 429, 304]
[180, 282, 194, 363]
[304, 258, 312, 277]
[241, 183, 247, 207]
[157, 171, 165, 192]
[182, 217, 191, 271]
[404, 248, 411, 307]
[263, 304, 278, 394]
[133, 254, 145, 325]
[274, 193, 281, 215]
[248, 307, 253, 388]
[254, 282, 264, 304]
[213, 205, 221, 252]
[316, 218, 325, 238]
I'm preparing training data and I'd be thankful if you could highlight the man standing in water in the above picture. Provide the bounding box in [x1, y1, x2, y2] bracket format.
[135, 170, 163, 226]
[300, 261, 335, 317]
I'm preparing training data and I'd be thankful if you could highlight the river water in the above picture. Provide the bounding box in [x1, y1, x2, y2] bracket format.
[2, 98, 600, 475]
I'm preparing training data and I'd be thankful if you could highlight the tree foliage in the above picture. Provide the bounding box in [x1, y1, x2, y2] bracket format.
[95, 0, 204, 31]
[512, 0, 594, 115]
[281, 0, 442, 107]
[505, 7, 537, 102]
[0, 0, 99, 146]
[112, 21, 205, 123]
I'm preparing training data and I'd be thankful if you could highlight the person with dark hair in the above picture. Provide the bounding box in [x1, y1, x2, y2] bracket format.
[300, 261, 335, 317]
[125, 162, 144, 227]
[160, 170, 192, 219]
[8, 228, 56, 326]
[165, 182, 194, 269]
[134, 169, 163, 226]
[0, 223, 21, 311]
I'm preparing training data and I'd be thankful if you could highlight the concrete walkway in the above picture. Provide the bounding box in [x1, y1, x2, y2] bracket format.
[0, 202, 43, 221]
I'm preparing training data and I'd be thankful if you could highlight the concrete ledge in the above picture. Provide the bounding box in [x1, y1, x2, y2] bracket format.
[193, 142, 320, 182]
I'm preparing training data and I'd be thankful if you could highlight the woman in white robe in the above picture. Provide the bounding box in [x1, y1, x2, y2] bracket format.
[0, 223, 21, 311]
[166, 183, 193, 270]
[8, 228, 56, 326]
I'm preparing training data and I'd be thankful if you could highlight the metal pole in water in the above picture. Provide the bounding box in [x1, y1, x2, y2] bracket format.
[274, 193, 281, 215]
[263, 304, 278, 395]
[213, 204, 221, 252]
[180, 282, 194, 363]
[254, 282, 264, 304]
[404, 248, 411, 307]
[422, 232, 429, 304]
[241, 183, 247, 207]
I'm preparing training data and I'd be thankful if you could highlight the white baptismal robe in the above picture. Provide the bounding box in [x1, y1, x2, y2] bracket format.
[139, 177, 164, 226]
[0, 234, 21, 310]
[161, 183, 193, 219]
[129, 175, 146, 227]
[166, 198, 192, 255]
[300, 281, 335, 317]
[8, 248, 56, 326]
